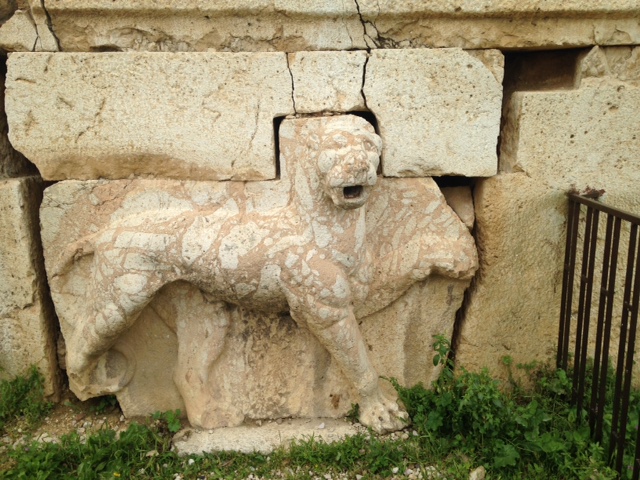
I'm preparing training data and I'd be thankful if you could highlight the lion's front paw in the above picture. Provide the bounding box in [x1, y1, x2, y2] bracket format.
[359, 394, 409, 434]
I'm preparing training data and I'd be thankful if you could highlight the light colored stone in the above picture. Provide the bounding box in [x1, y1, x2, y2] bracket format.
[0, 68, 37, 179]
[457, 48, 640, 378]
[0, 177, 59, 397]
[41, 115, 477, 431]
[7, 49, 506, 181]
[441, 187, 474, 230]
[455, 174, 565, 379]
[501, 71, 640, 197]
[14, 1, 640, 52]
[0, 10, 37, 52]
[37, 0, 365, 52]
[357, 1, 640, 50]
[172, 418, 360, 455]
[577, 45, 640, 88]
[468, 466, 486, 480]
[288, 51, 367, 113]
[364, 48, 502, 177]
[27, 0, 59, 52]
[6, 52, 294, 181]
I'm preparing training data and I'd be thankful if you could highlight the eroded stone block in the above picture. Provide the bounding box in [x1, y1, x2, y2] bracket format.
[6, 52, 294, 181]
[15, 1, 640, 52]
[365, 48, 502, 177]
[0, 177, 59, 396]
[288, 51, 367, 113]
[41, 115, 477, 431]
[0, 10, 38, 52]
[457, 47, 640, 379]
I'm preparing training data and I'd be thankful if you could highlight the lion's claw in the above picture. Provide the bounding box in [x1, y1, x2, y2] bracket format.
[359, 394, 409, 434]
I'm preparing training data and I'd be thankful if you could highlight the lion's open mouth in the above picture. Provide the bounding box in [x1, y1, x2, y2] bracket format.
[343, 185, 363, 199]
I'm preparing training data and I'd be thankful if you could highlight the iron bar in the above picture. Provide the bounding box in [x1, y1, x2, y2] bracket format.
[594, 216, 622, 443]
[609, 223, 638, 466]
[589, 214, 615, 437]
[558, 199, 581, 370]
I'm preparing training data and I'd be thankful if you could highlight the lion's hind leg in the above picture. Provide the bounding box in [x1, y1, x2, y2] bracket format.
[66, 246, 176, 397]
[173, 299, 240, 428]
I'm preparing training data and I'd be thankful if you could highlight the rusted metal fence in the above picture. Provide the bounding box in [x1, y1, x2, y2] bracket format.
[558, 193, 640, 478]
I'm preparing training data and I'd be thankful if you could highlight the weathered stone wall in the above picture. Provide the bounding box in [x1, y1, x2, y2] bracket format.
[0, 0, 638, 425]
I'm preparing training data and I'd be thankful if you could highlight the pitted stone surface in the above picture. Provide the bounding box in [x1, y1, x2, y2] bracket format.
[365, 48, 502, 177]
[457, 46, 640, 380]
[0, 10, 38, 52]
[7, 49, 505, 181]
[41, 115, 477, 432]
[0, 177, 59, 397]
[288, 51, 367, 113]
[172, 419, 360, 455]
[4, 0, 637, 52]
[6, 52, 294, 181]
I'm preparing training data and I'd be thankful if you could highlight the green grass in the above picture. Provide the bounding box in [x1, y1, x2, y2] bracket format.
[0, 366, 53, 435]
[2, 340, 638, 479]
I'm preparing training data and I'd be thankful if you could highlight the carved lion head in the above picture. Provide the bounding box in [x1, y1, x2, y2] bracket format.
[310, 115, 382, 210]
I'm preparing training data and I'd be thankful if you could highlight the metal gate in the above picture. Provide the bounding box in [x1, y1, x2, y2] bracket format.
[558, 193, 640, 477]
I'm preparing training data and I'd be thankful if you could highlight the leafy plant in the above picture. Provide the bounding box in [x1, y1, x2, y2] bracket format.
[0, 365, 53, 434]
[90, 395, 119, 415]
[152, 409, 182, 434]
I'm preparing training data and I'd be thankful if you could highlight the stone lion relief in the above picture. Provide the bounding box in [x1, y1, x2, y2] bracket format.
[43, 115, 478, 434]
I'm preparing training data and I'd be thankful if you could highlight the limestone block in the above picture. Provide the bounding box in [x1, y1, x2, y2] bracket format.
[0, 10, 37, 52]
[18, 0, 640, 51]
[288, 51, 367, 113]
[501, 65, 640, 199]
[41, 115, 477, 431]
[0, 68, 37, 179]
[25, 0, 58, 52]
[455, 174, 566, 376]
[458, 48, 640, 378]
[0, 177, 59, 396]
[441, 187, 475, 230]
[364, 48, 502, 177]
[357, 0, 640, 50]
[38, 1, 365, 52]
[6, 52, 294, 181]
[173, 418, 360, 455]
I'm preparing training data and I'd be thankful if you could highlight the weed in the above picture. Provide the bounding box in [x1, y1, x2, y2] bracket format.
[152, 409, 183, 434]
[2, 342, 637, 479]
[0, 365, 53, 434]
[90, 395, 119, 415]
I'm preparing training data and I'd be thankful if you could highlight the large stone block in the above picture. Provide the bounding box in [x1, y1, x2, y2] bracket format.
[0, 177, 59, 396]
[356, 0, 640, 50]
[7, 49, 503, 181]
[3, 1, 638, 52]
[0, 68, 36, 179]
[455, 174, 566, 375]
[40, 115, 477, 430]
[457, 47, 640, 378]
[288, 51, 367, 114]
[364, 48, 502, 177]
[6, 52, 294, 181]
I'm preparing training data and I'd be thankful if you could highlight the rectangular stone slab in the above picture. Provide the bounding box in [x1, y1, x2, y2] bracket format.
[365, 48, 503, 177]
[0, 177, 59, 397]
[5, 1, 639, 52]
[6, 52, 294, 181]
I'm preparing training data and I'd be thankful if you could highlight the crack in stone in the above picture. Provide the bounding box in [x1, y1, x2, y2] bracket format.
[285, 53, 297, 114]
[361, 54, 370, 111]
[40, 0, 61, 51]
[353, 0, 379, 49]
